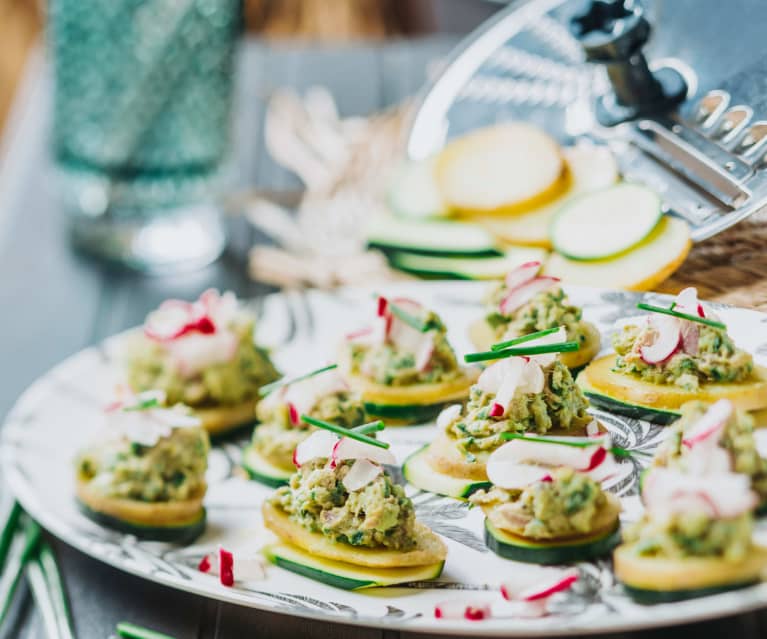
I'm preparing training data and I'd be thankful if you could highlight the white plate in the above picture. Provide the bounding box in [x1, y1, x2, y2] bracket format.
[4, 282, 767, 636]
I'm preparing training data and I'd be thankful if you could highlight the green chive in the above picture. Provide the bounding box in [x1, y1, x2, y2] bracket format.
[301, 415, 390, 449]
[0, 516, 41, 625]
[258, 364, 338, 397]
[464, 341, 580, 363]
[38, 542, 75, 639]
[352, 420, 385, 435]
[0, 502, 21, 571]
[636, 302, 726, 330]
[500, 432, 641, 459]
[123, 397, 161, 412]
[116, 622, 177, 639]
[491, 327, 563, 351]
[388, 301, 432, 333]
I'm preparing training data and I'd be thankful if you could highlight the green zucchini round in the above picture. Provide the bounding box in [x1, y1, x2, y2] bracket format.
[76, 499, 206, 543]
[485, 519, 620, 565]
[581, 388, 681, 425]
[621, 580, 757, 604]
[402, 445, 490, 499]
[241, 446, 292, 488]
[363, 401, 448, 423]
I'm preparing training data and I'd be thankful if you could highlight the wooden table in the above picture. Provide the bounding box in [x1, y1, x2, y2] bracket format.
[2, 37, 767, 639]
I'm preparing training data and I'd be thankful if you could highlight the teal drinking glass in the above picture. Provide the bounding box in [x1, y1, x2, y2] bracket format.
[49, 0, 242, 271]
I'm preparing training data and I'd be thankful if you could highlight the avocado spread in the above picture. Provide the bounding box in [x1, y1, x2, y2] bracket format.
[612, 323, 753, 389]
[471, 468, 608, 539]
[77, 426, 209, 502]
[442, 361, 591, 456]
[345, 310, 461, 386]
[252, 393, 366, 470]
[270, 459, 417, 550]
[485, 285, 588, 346]
[623, 511, 753, 562]
[128, 318, 279, 407]
[655, 401, 767, 500]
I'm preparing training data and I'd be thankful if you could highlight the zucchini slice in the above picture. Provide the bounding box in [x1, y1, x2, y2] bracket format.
[390, 248, 548, 281]
[366, 216, 501, 257]
[387, 158, 449, 220]
[578, 355, 767, 418]
[262, 501, 447, 568]
[241, 446, 292, 488]
[485, 518, 621, 565]
[263, 542, 444, 590]
[551, 184, 662, 261]
[402, 445, 490, 499]
[76, 481, 206, 543]
[614, 544, 767, 603]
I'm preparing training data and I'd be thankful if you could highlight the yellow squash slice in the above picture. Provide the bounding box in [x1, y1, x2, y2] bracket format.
[193, 401, 257, 437]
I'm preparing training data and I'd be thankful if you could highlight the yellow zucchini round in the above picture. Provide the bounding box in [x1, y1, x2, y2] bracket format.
[579, 355, 767, 412]
[193, 401, 256, 438]
[261, 501, 446, 568]
[344, 369, 477, 407]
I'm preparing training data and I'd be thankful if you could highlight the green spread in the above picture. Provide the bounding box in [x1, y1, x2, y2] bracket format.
[127, 318, 279, 406]
[471, 468, 608, 539]
[270, 459, 417, 550]
[344, 310, 461, 386]
[485, 285, 587, 345]
[623, 511, 753, 562]
[252, 393, 366, 470]
[612, 323, 753, 389]
[655, 401, 767, 500]
[77, 426, 209, 502]
[443, 361, 591, 456]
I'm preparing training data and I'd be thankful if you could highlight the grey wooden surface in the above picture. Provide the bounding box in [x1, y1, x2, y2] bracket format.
[2, 35, 767, 639]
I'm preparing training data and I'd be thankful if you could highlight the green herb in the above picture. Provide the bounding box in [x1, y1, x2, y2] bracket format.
[0, 501, 21, 571]
[352, 420, 385, 435]
[0, 517, 41, 626]
[35, 542, 75, 639]
[301, 415, 390, 449]
[464, 341, 580, 363]
[258, 364, 338, 397]
[636, 302, 726, 330]
[490, 327, 564, 351]
[123, 397, 161, 412]
[388, 301, 433, 332]
[500, 432, 645, 460]
[116, 622, 177, 639]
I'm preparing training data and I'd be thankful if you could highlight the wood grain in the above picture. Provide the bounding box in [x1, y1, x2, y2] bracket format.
[0, 0, 40, 134]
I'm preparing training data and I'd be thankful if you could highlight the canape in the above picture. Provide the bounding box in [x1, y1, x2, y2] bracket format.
[469, 434, 621, 564]
[403, 327, 597, 498]
[578, 288, 767, 424]
[242, 365, 366, 487]
[262, 422, 447, 590]
[614, 467, 767, 603]
[468, 261, 600, 371]
[126, 289, 279, 437]
[75, 390, 209, 542]
[338, 295, 477, 424]
[650, 399, 767, 513]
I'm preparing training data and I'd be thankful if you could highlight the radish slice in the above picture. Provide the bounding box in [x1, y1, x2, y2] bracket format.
[505, 261, 542, 290]
[586, 420, 600, 437]
[198, 555, 212, 573]
[218, 547, 234, 587]
[145, 304, 197, 341]
[435, 600, 492, 621]
[415, 335, 435, 372]
[293, 430, 337, 467]
[235, 556, 267, 581]
[675, 287, 705, 317]
[342, 458, 383, 492]
[639, 315, 680, 364]
[642, 468, 757, 519]
[280, 368, 349, 419]
[680, 321, 700, 355]
[499, 277, 560, 316]
[682, 399, 733, 449]
[487, 462, 552, 489]
[377, 296, 388, 317]
[519, 326, 567, 367]
[501, 566, 578, 602]
[288, 403, 300, 426]
[331, 437, 396, 467]
[436, 404, 462, 430]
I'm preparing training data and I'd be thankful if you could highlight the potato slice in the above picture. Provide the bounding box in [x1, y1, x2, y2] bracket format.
[436, 123, 566, 216]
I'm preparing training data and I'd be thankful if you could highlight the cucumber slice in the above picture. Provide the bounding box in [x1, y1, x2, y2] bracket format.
[363, 401, 447, 424]
[622, 581, 756, 604]
[387, 158, 448, 220]
[485, 519, 620, 565]
[241, 446, 292, 488]
[76, 500, 206, 543]
[436, 123, 566, 216]
[366, 216, 500, 257]
[545, 216, 691, 291]
[581, 379, 682, 424]
[402, 445, 490, 499]
[552, 184, 662, 261]
[263, 542, 444, 590]
[389, 248, 549, 280]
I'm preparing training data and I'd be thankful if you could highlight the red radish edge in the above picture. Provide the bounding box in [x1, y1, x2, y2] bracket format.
[434, 602, 491, 622]
[524, 574, 578, 601]
[499, 277, 561, 317]
[464, 606, 490, 621]
[669, 489, 719, 518]
[288, 403, 300, 427]
[218, 548, 234, 587]
[292, 447, 300, 468]
[198, 556, 211, 573]
[346, 326, 373, 341]
[488, 403, 505, 418]
[505, 261, 542, 290]
[541, 475, 553, 483]
[586, 447, 607, 471]
[377, 296, 388, 317]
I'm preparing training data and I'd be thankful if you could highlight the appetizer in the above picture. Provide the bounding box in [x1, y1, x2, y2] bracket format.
[404, 328, 596, 498]
[75, 390, 209, 542]
[339, 295, 477, 424]
[242, 365, 366, 487]
[471, 435, 621, 564]
[261, 420, 447, 590]
[578, 288, 767, 424]
[651, 399, 767, 511]
[615, 467, 767, 603]
[469, 261, 600, 371]
[126, 289, 279, 437]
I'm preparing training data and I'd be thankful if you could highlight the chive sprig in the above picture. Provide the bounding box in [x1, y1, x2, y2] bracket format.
[464, 341, 580, 363]
[302, 415, 390, 449]
[259, 363, 338, 397]
[491, 327, 564, 352]
[636, 302, 726, 330]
